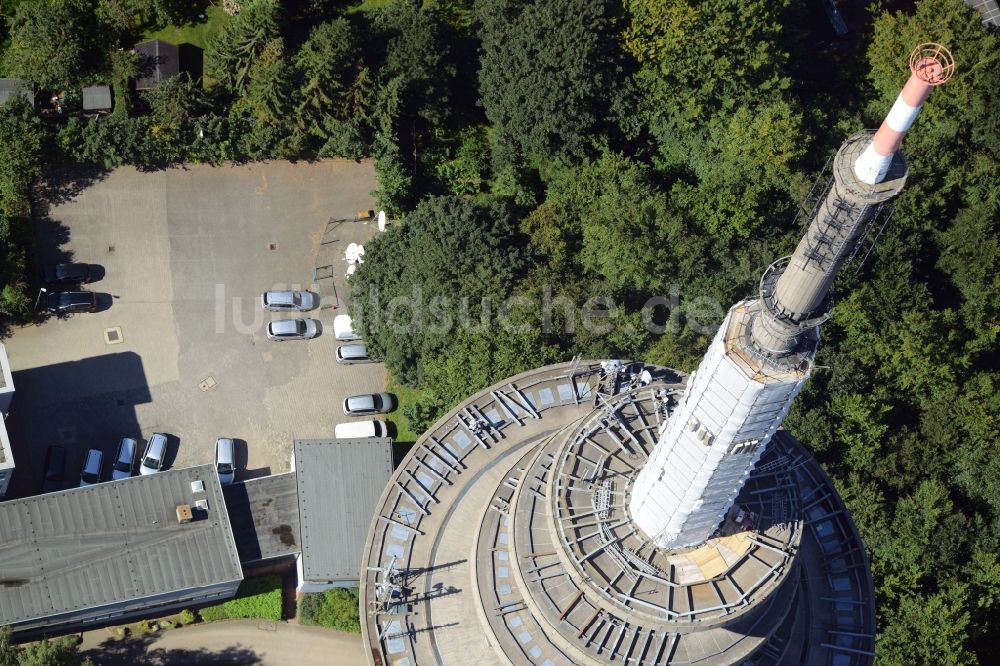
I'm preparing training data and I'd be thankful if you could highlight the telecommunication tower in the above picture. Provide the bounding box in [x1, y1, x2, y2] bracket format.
[629, 43, 954, 549]
[360, 44, 953, 666]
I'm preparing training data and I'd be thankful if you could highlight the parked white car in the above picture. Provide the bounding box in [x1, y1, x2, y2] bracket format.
[333, 314, 359, 341]
[335, 420, 388, 439]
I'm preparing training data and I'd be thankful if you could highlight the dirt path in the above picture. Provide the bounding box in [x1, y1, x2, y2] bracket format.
[80, 618, 366, 665]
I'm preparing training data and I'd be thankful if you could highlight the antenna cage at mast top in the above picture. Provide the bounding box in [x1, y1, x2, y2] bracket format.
[909, 42, 955, 85]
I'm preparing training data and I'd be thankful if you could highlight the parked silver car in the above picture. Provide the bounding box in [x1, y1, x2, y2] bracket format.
[140, 433, 168, 475]
[215, 438, 235, 485]
[336, 343, 372, 364]
[343, 393, 394, 416]
[111, 437, 137, 480]
[260, 290, 317, 312]
[79, 449, 104, 487]
[266, 318, 319, 341]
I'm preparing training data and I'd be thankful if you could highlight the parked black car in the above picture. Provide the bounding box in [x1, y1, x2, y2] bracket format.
[45, 290, 97, 314]
[41, 446, 67, 493]
[42, 263, 91, 285]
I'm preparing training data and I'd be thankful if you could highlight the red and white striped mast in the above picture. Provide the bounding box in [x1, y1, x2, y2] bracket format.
[854, 43, 955, 184]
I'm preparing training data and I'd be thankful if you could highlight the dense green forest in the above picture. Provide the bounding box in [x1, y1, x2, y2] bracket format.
[0, 0, 997, 662]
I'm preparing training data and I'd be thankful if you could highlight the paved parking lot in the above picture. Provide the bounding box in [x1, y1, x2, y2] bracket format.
[6, 160, 386, 492]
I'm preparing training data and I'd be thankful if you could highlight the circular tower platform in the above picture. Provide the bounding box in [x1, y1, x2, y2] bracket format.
[360, 361, 875, 665]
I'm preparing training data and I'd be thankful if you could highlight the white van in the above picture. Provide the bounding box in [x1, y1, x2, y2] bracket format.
[333, 314, 359, 341]
[335, 420, 387, 439]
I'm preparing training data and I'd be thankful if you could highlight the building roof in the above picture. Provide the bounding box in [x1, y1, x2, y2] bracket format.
[224, 472, 301, 563]
[294, 438, 394, 582]
[134, 40, 179, 90]
[0, 465, 243, 628]
[0, 79, 34, 107]
[82, 85, 112, 111]
[966, 0, 1000, 27]
[0, 419, 10, 469]
[0, 344, 13, 468]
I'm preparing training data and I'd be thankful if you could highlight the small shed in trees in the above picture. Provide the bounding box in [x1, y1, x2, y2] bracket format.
[82, 85, 112, 114]
[135, 39, 179, 90]
[0, 79, 35, 106]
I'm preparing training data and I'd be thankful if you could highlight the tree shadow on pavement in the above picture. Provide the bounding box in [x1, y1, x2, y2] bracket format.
[81, 633, 262, 665]
[36, 162, 109, 207]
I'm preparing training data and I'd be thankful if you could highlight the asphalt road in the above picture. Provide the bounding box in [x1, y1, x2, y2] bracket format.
[80, 619, 367, 665]
[6, 160, 388, 497]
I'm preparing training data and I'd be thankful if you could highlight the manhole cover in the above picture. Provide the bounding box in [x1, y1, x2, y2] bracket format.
[199, 376, 218, 392]
[268, 242, 278, 251]
[57, 426, 77, 445]
[104, 326, 123, 345]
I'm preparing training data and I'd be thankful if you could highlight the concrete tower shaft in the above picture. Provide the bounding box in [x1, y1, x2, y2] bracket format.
[748, 134, 908, 355]
[750, 43, 953, 357]
[629, 44, 952, 550]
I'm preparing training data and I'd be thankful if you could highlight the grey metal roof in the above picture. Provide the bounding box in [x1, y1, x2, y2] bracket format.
[966, 0, 1000, 26]
[0, 422, 10, 466]
[82, 85, 112, 111]
[295, 439, 394, 582]
[224, 472, 301, 563]
[134, 40, 179, 90]
[0, 342, 10, 390]
[0, 465, 242, 627]
[0, 79, 34, 106]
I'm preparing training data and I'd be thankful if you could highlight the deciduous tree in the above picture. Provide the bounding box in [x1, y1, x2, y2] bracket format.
[348, 196, 528, 385]
[877, 584, 975, 666]
[2, 0, 97, 88]
[623, 0, 793, 166]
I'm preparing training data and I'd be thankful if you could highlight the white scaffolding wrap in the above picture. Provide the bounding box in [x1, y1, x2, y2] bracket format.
[629, 306, 809, 548]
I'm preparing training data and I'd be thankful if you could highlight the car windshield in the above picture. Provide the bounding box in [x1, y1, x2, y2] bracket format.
[372, 395, 383, 409]
[217, 462, 234, 474]
[81, 471, 98, 484]
[114, 460, 131, 472]
[143, 456, 159, 468]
